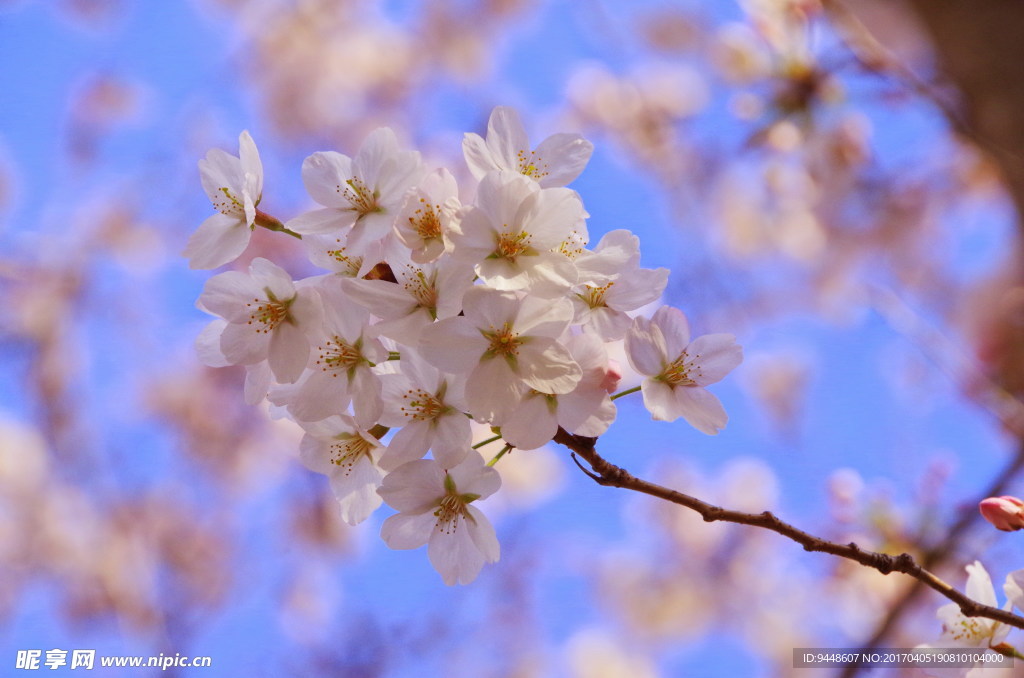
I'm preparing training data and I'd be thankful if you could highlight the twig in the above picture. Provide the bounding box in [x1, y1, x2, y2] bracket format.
[552, 428, 1024, 631]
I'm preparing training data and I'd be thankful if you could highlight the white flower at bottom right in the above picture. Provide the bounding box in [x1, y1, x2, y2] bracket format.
[378, 452, 501, 586]
[625, 305, 742, 435]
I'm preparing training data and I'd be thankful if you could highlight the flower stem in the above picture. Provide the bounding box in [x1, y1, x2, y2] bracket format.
[254, 209, 302, 239]
[472, 434, 503, 450]
[486, 444, 512, 467]
[610, 385, 641, 401]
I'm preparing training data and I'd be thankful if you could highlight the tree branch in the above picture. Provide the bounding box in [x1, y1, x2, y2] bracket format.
[552, 428, 1024, 632]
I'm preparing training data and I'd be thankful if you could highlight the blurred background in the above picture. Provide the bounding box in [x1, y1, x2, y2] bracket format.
[2, 0, 1024, 675]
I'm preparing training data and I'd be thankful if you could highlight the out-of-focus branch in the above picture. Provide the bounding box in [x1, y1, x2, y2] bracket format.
[853, 0, 1024, 220]
[552, 428, 1024, 631]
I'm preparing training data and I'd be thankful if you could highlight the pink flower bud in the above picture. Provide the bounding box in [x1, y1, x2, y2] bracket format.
[979, 496, 1024, 532]
[601, 359, 623, 394]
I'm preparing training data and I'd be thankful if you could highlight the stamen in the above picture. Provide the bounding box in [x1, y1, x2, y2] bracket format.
[659, 349, 703, 387]
[316, 336, 364, 376]
[515, 149, 550, 180]
[338, 176, 382, 217]
[409, 197, 442, 239]
[328, 435, 375, 476]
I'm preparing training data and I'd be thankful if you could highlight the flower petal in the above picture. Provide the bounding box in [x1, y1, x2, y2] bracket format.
[184, 212, 250, 270]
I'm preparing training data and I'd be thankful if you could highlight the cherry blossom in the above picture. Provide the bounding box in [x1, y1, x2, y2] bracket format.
[625, 305, 742, 434]
[342, 252, 474, 346]
[378, 452, 501, 585]
[298, 415, 387, 526]
[419, 286, 582, 422]
[571, 230, 669, 340]
[197, 257, 320, 383]
[451, 171, 585, 297]
[272, 278, 387, 425]
[377, 349, 472, 470]
[185, 130, 263, 269]
[463, 105, 593, 187]
[393, 168, 461, 263]
[287, 127, 425, 255]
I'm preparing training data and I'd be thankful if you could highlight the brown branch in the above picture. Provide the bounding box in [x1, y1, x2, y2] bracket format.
[552, 427, 1024, 632]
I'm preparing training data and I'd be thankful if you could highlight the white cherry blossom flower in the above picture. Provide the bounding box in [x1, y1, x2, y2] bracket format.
[197, 257, 320, 384]
[378, 452, 500, 585]
[342, 251, 474, 347]
[273, 278, 387, 425]
[501, 331, 617, 450]
[463, 106, 593, 187]
[185, 130, 263, 269]
[572, 230, 669, 340]
[377, 349, 472, 470]
[451, 171, 584, 297]
[419, 286, 582, 422]
[287, 128, 425, 255]
[625, 305, 742, 434]
[393, 168, 461, 263]
[299, 415, 386, 526]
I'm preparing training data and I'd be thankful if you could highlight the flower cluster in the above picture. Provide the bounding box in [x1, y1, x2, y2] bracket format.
[188, 107, 743, 584]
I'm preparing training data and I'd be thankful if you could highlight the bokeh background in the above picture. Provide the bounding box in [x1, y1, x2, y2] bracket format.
[2, 0, 1024, 676]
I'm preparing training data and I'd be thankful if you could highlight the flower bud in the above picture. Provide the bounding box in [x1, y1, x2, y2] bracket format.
[979, 496, 1024, 532]
[601, 359, 623, 394]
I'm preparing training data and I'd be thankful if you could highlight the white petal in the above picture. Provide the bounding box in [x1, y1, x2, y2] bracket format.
[287, 207, 354, 235]
[534, 133, 593, 187]
[966, 561, 998, 608]
[380, 420, 432, 471]
[378, 459, 446, 512]
[238, 130, 263, 197]
[430, 414, 472, 469]
[184, 213, 250, 270]
[486, 106, 530, 171]
[342, 278, 417, 319]
[302, 151, 352, 208]
[220, 321, 269, 365]
[195, 319, 230, 367]
[243, 362, 273, 405]
[518, 341, 582, 394]
[1006, 569, 1024, 612]
[515, 294, 573, 338]
[199, 270, 261, 321]
[606, 267, 669, 311]
[249, 257, 295, 301]
[501, 394, 558, 450]
[447, 451, 501, 499]
[462, 132, 496, 180]
[688, 334, 743, 386]
[428, 516, 487, 586]
[290, 369, 351, 422]
[466, 357, 525, 422]
[380, 511, 436, 550]
[625, 316, 667, 377]
[672, 386, 729, 435]
[640, 379, 678, 422]
[466, 505, 500, 563]
[419, 317, 486, 373]
[268, 321, 309, 384]
[651, 305, 691, 358]
[199, 148, 243, 208]
[330, 456, 385, 525]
